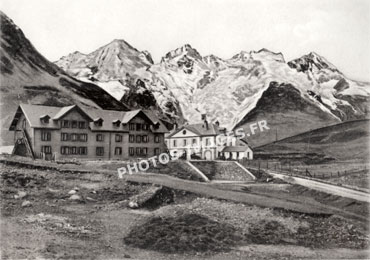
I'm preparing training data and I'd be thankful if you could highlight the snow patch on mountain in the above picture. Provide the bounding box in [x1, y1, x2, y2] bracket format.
[55, 40, 370, 131]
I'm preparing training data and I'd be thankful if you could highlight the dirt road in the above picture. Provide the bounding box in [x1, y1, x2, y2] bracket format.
[120, 173, 337, 214]
[268, 171, 370, 202]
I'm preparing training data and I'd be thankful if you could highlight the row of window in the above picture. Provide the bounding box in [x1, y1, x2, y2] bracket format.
[61, 146, 88, 155]
[96, 134, 122, 142]
[41, 146, 52, 154]
[60, 146, 119, 156]
[42, 146, 160, 156]
[61, 120, 87, 129]
[41, 132, 51, 141]
[61, 133, 88, 142]
[128, 135, 161, 143]
[128, 147, 161, 156]
[41, 132, 123, 143]
[129, 123, 151, 131]
[129, 135, 161, 143]
[171, 138, 212, 147]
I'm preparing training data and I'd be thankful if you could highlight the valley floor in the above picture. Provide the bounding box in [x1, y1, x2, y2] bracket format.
[0, 157, 369, 259]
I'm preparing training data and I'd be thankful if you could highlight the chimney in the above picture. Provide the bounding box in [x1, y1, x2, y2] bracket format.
[201, 114, 209, 129]
[204, 120, 208, 130]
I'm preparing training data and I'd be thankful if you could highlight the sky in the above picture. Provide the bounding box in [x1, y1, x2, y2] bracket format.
[1, 0, 370, 81]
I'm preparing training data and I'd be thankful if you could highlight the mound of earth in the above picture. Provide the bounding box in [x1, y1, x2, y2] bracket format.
[124, 213, 241, 254]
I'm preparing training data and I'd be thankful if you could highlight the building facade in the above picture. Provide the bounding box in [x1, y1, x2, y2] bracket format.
[9, 104, 168, 160]
[165, 117, 253, 161]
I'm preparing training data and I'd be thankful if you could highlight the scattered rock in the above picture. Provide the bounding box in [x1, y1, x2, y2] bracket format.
[21, 200, 32, 207]
[128, 201, 138, 209]
[68, 189, 77, 195]
[69, 194, 81, 200]
[14, 191, 27, 199]
[18, 191, 27, 198]
[86, 197, 97, 202]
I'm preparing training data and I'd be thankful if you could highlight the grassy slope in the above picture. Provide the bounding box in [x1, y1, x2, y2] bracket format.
[255, 119, 370, 161]
[0, 12, 129, 145]
[234, 82, 340, 147]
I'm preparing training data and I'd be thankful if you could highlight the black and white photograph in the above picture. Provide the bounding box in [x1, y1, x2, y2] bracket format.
[0, 0, 369, 259]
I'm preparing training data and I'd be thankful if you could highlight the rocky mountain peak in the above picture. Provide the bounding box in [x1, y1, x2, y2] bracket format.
[107, 39, 136, 50]
[202, 54, 227, 70]
[230, 48, 285, 63]
[162, 44, 202, 62]
[203, 54, 223, 62]
[140, 50, 154, 64]
[255, 48, 285, 62]
[230, 51, 252, 61]
[288, 51, 340, 74]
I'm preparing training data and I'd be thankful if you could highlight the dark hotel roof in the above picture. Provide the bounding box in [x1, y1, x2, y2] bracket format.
[9, 104, 169, 133]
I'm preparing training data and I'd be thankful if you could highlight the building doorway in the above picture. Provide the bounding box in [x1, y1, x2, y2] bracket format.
[204, 150, 212, 160]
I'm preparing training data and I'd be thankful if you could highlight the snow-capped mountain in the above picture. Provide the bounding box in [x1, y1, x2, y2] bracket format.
[56, 39, 153, 80]
[55, 39, 153, 100]
[55, 41, 370, 146]
[288, 52, 370, 120]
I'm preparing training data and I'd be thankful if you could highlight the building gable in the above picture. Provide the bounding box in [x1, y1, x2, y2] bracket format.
[53, 105, 93, 122]
[124, 110, 168, 133]
[9, 106, 26, 131]
[170, 127, 200, 138]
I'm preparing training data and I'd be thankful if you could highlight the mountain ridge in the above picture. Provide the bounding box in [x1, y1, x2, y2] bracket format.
[55, 38, 369, 145]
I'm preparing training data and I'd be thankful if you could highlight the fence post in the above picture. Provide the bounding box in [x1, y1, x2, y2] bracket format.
[258, 160, 261, 174]
[338, 171, 340, 177]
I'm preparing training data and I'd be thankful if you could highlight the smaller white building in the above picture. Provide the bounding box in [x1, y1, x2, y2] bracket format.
[221, 139, 253, 160]
[165, 116, 253, 161]
[165, 121, 223, 160]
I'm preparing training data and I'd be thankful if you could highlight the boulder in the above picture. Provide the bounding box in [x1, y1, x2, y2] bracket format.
[14, 191, 27, 199]
[128, 186, 174, 209]
[21, 200, 32, 207]
[128, 201, 139, 209]
[69, 194, 81, 200]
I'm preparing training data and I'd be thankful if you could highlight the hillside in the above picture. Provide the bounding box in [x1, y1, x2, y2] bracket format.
[0, 11, 129, 145]
[255, 119, 370, 161]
